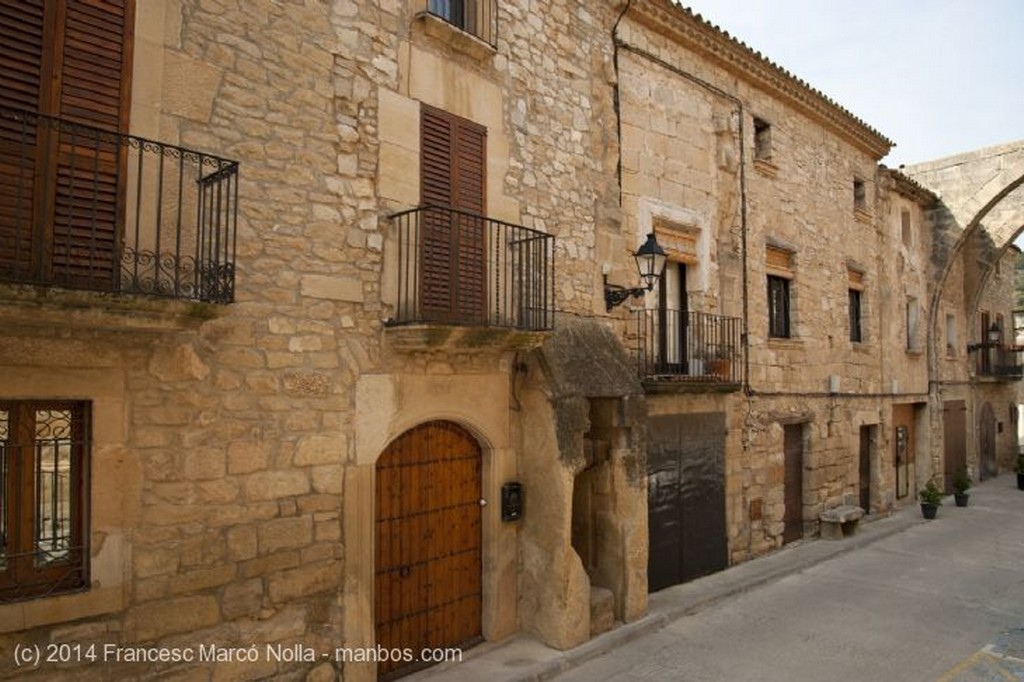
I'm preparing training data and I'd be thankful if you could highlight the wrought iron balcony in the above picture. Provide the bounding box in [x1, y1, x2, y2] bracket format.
[631, 308, 743, 385]
[0, 106, 238, 303]
[387, 205, 554, 332]
[975, 345, 1024, 380]
[420, 0, 498, 47]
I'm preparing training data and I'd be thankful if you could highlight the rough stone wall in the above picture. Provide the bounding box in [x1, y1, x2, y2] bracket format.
[2, 1, 1018, 678]
[125, 3, 351, 676]
[973, 248, 1021, 473]
[0, 0, 356, 678]
[0, 0, 636, 677]
[499, 2, 622, 315]
[615, 6, 897, 555]
[518, 321, 648, 649]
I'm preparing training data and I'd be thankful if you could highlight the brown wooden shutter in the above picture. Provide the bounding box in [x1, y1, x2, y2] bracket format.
[0, 0, 133, 289]
[0, 1, 46, 277]
[52, 0, 133, 288]
[0, 2, 46, 111]
[419, 105, 486, 323]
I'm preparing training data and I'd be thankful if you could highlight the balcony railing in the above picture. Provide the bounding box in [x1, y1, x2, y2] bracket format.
[421, 0, 498, 47]
[0, 106, 238, 303]
[387, 205, 554, 331]
[976, 345, 1024, 380]
[631, 309, 743, 384]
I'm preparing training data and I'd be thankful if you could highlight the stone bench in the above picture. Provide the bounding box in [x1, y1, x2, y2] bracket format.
[818, 505, 865, 540]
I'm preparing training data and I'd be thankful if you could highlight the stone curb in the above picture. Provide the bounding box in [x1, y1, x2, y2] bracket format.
[509, 508, 923, 682]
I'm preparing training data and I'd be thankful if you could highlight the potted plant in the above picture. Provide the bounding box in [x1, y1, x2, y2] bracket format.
[952, 470, 972, 507]
[918, 478, 942, 519]
[1015, 452, 1024, 491]
[706, 344, 734, 380]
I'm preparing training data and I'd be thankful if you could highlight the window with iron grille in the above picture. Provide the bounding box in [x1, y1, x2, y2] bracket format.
[425, 0, 495, 44]
[0, 401, 89, 603]
[767, 275, 791, 338]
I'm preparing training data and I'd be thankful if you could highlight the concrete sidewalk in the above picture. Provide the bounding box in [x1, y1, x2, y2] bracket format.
[407, 495, 928, 682]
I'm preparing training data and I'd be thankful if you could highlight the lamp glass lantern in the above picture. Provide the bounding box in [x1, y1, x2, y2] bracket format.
[987, 322, 1002, 345]
[634, 233, 667, 291]
[603, 233, 668, 311]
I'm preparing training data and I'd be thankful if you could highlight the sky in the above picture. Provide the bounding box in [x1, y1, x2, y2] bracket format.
[684, 0, 1024, 168]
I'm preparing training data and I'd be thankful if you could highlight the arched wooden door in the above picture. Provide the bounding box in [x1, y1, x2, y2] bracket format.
[375, 421, 482, 679]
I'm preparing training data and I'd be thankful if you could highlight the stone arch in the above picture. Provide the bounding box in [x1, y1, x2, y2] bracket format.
[902, 142, 1024, 367]
[343, 372, 518, 680]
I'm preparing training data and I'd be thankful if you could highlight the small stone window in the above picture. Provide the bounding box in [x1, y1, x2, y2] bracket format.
[848, 269, 865, 343]
[946, 314, 957, 357]
[854, 178, 867, 212]
[753, 118, 772, 162]
[900, 209, 912, 247]
[424, 0, 496, 47]
[766, 245, 795, 339]
[768, 275, 791, 339]
[906, 297, 921, 351]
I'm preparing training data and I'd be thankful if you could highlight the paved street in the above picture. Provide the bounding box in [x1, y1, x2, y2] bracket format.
[411, 475, 1024, 682]
[553, 476, 1024, 682]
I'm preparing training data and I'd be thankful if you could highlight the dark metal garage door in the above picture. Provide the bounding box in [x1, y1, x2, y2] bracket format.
[647, 413, 727, 592]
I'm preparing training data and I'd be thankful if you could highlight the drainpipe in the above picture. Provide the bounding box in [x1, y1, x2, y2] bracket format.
[611, 0, 633, 208]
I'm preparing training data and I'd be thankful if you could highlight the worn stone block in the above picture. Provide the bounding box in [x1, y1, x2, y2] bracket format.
[125, 596, 220, 641]
[245, 470, 310, 501]
[259, 516, 314, 554]
[267, 562, 337, 604]
[221, 578, 264, 619]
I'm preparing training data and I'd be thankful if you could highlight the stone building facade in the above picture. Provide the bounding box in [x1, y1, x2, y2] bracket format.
[0, 1, 1020, 681]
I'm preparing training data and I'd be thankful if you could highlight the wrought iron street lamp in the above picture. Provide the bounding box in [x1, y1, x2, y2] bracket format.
[967, 321, 1002, 352]
[604, 233, 667, 311]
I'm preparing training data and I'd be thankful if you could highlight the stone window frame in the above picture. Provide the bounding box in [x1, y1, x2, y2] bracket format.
[853, 176, 872, 223]
[906, 296, 922, 353]
[0, 400, 90, 605]
[766, 244, 795, 340]
[946, 313, 957, 358]
[752, 116, 778, 177]
[416, 0, 498, 58]
[848, 289, 863, 344]
[753, 117, 772, 162]
[847, 266, 867, 345]
[900, 208, 913, 248]
[637, 198, 712, 294]
[767, 274, 791, 339]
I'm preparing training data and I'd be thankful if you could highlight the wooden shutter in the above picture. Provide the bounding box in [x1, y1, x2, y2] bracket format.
[0, 0, 133, 288]
[0, 1, 46, 277]
[419, 105, 486, 323]
[52, 0, 133, 288]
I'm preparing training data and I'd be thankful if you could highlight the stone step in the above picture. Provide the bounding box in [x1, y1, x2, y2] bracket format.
[589, 586, 615, 637]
